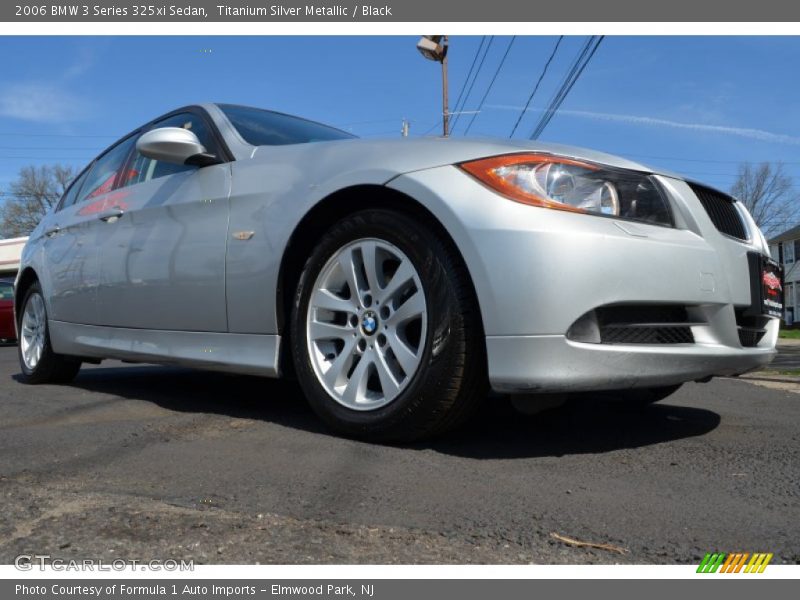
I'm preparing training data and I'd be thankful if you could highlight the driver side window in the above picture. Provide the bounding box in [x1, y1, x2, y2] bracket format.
[121, 113, 217, 189]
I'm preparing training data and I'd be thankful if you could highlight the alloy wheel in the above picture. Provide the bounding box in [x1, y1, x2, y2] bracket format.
[305, 238, 427, 411]
[20, 292, 46, 371]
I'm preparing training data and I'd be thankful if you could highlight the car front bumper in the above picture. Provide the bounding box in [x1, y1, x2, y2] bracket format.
[486, 334, 776, 392]
[388, 166, 778, 393]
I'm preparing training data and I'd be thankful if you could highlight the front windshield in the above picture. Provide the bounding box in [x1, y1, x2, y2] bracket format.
[218, 104, 356, 146]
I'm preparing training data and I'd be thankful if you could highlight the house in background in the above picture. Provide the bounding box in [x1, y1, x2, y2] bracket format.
[0, 237, 28, 278]
[769, 225, 800, 325]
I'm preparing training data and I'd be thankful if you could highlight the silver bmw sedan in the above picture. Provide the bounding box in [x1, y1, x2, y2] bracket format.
[13, 103, 781, 441]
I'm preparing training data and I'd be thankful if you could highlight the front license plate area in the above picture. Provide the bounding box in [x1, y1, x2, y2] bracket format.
[748, 253, 784, 318]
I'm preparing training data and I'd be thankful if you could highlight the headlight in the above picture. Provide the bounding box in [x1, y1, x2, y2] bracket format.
[459, 153, 673, 227]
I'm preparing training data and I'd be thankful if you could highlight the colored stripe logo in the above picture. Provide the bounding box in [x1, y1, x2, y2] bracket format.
[697, 552, 773, 573]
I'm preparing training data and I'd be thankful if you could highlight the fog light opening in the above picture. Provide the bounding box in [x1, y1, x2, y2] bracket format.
[566, 311, 601, 344]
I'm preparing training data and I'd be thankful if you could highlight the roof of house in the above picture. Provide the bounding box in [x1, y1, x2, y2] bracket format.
[769, 224, 800, 244]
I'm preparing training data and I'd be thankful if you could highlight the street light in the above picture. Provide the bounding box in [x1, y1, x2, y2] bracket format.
[416, 35, 449, 137]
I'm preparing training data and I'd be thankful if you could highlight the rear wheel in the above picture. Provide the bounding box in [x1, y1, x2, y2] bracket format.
[290, 209, 486, 442]
[18, 282, 81, 384]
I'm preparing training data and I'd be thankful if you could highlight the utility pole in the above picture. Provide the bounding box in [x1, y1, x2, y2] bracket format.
[441, 36, 450, 137]
[416, 35, 450, 137]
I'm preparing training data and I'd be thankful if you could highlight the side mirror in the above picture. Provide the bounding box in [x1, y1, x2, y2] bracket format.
[136, 127, 221, 167]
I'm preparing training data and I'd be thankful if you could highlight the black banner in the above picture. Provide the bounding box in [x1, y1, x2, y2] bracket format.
[4, 0, 800, 22]
[4, 579, 799, 600]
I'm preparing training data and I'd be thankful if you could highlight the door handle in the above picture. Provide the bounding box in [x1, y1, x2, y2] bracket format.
[98, 209, 124, 222]
[44, 226, 60, 238]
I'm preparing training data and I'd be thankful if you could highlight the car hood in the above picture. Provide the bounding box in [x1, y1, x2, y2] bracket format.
[250, 136, 682, 181]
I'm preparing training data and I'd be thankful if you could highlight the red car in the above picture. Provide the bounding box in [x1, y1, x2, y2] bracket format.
[0, 279, 16, 343]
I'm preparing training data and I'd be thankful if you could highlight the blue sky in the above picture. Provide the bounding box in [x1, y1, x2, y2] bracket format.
[1, 35, 798, 224]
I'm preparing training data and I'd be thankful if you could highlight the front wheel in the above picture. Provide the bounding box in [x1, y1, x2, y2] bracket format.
[18, 282, 81, 384]
[290, 209, 486, 442]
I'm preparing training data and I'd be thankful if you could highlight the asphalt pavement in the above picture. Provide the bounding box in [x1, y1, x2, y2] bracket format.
[0, 344, 797, 565]
[771, 338, 800, 370]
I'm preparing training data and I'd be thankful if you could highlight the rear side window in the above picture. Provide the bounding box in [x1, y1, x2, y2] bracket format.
[0, 282, 13, 300]
[76, 136, 137, 204]
[58, 170, 89, 210]
[122, 113, 217, 188]
[219, 104, 355, 146]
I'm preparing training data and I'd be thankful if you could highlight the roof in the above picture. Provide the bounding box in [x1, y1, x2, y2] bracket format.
[769, 224, 800, 244]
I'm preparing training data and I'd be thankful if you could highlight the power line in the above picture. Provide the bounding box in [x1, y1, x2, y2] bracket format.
[463, 36, 516, 136]
[510, 36, 563, 139]
[0, 156, 92, 160]
[0, 194, 65, 199]
[451, 36, 495, 133]
[528, 36, 599, 141]
[530, 36, 605, 140]
[420, 121, 443, 136]
[359, 130, 407, 137]
[630, 168, 748, 177]
[0, 146, 102, 151]
[0, 132, 117, 138]
[338, 118, 405, 127]
[609, 152, 800, 166]
[449, 37, 486, 127]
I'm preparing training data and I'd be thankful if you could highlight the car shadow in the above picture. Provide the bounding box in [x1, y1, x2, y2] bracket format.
[31, 364, 721, 459]
[45, 363, 330, 435]
[417, 394, 721, 459]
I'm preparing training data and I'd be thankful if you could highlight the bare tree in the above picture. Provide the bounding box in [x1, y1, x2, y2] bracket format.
[0, 164, 77, 238]
[730, 162, 799, 238]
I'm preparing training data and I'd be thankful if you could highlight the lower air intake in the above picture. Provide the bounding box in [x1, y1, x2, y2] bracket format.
[597, 305, 696, 345]
[601, 326, 694, 345]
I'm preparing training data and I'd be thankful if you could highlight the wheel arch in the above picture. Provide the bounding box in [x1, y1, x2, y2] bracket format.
[14, 267, 40, 323]
[275, 184, 485, 374]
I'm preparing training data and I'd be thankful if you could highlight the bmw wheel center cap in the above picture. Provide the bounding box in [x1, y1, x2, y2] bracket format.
[361, 311, 378, 336]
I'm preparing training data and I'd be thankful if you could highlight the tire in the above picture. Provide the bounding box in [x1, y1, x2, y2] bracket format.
[290, 209, 486, 442]
[612, 384, 683, 406]
[17, 282, 81, 384]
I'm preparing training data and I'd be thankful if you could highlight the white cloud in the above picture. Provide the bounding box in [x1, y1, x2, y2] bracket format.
[0, 46, 99, 123]
[62, 56, 92, 81]
[0, 82, 87, 123]
[487, 104, 800, 146]
[62, 46, 98, 80]
[560, 109, 800, 146]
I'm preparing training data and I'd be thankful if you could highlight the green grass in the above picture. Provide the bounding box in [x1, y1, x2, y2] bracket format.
[779, 329, 800, 339]
[755, 368, 800, 378]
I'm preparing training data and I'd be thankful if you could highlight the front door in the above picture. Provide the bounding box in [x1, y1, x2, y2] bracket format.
[93, 112, 230, 332]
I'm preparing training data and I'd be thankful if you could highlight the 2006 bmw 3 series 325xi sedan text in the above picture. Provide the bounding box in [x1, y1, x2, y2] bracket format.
[13, 103, 783, 441]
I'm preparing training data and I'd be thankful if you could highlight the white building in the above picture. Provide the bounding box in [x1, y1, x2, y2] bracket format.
[769, 225, 800, 324]
[0, 236, 27, 277]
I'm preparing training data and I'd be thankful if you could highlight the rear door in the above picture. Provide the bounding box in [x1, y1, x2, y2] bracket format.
[93, 111, 231, 331]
